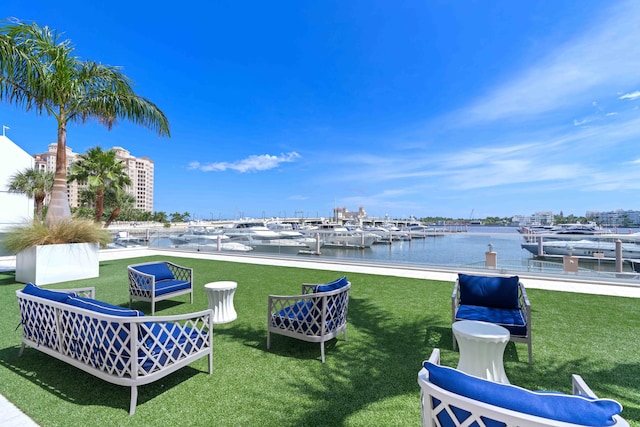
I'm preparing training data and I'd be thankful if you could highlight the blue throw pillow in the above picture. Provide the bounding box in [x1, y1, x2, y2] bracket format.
[21, 283, 74, 303]
[424, 361, 622, 426]
[315, 276, 348, 293]
[133, 263, 175, 281]
[66, 296, 144, 317]
[458, 274, 519, 309]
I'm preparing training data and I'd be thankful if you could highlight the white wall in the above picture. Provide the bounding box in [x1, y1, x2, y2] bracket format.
[0, 134, 34, 231]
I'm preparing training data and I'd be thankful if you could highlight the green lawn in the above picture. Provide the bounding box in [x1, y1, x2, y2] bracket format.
[1, 255, 639, 426]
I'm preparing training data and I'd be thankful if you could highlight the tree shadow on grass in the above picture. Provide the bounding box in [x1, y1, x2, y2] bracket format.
[212, 292, 639, 426]
[214, 295, 448, 426]
[0, 344, 203, 414]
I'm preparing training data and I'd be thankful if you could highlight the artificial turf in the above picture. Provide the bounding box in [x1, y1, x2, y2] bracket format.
[0, 255, 638, 426]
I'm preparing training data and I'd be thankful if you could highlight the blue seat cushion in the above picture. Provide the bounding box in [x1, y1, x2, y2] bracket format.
[133, 263, 175, 281]
[21, 283, 75, 303]
[66, 296, 144, 317]
[424, 361, 622, 426]
[138, 322, 206, 373]
[455, 304, 527, 336]
[154, 279, 191, 296]
[272, 301, 321, 334]
[315, 276, 348, 293]
[458, 274, 519, 309]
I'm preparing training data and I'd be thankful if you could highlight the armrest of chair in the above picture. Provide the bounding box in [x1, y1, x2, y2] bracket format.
[518, 281, 532, 328]
[572, 374, 597, 398]
[58, 287, 95, 299]
[518, 281, 530, 309]
[428, 348, 440, 365]
[301, 283, 317, 294]
[129, 268, 155, 286]
[268, 292, 316, 315]
[452, 279, 460, 322]
[166, 262, 193, 284]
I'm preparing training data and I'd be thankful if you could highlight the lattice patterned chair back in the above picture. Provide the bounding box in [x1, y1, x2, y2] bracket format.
[267, 277, 351, 363]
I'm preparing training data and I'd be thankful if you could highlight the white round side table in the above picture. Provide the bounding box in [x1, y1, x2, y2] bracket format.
[204, 281, 237, 324]
[452, 320, 510, 384]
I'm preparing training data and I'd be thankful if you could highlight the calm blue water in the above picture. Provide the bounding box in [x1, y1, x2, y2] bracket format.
[5, 226, 635, 272]
[316, 226, 528, 268]
[146, 225, 531, 269]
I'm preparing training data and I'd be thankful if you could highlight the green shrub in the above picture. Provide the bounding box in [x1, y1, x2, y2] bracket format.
[2, 219, 111, 253]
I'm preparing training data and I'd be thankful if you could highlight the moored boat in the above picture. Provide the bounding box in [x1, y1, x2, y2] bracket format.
[521, 239, 640, 258]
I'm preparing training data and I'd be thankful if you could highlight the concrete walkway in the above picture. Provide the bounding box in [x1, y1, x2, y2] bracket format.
[2, 247, 640, 425]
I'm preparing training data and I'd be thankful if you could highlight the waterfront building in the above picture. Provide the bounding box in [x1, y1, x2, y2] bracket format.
[511, 211, 554, 226]
[586, 209, 640, 227]
[0, 133, 34, 231]
[334, 206, 367, 223]
[34, 144, 154, 212]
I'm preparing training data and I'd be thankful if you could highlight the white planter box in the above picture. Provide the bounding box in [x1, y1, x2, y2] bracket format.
[15, 242, 100, 285]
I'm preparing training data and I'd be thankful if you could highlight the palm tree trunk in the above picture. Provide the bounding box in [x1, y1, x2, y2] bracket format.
[45, 115, 72, 227]
[35, 194, 45, 221]
[95, 186, 105, 224]
[104, 206, 121, 228]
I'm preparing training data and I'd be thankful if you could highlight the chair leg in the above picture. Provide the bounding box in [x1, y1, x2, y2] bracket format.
[129, 385, 138, 416]
[528, 339, 533, 365]
[320, 341, 325, 363]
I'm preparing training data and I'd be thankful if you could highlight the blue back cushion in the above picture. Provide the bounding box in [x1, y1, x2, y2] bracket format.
[66, 296, 144, 317]
[424, 362, 622, 426]
[315, 276, 348, 293]
[21, 283, 74, 303]
[133, 263, 175, 281]
[458, 274, 519, 309]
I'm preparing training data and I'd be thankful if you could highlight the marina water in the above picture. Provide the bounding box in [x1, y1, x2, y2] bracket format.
[316, 226, 526, 268]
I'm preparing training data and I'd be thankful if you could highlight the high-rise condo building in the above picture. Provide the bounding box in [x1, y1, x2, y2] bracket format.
[33, 144, 154, 212]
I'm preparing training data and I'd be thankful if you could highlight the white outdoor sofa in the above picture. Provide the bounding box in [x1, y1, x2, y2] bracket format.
[418, 348, 628, 427]
[16, 283, 213, 415]
[267, 276, 351, 363]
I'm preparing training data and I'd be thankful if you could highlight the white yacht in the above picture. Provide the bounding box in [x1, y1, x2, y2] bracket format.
[521, 239, 640, 259]
[304, 223, 378, 248]
[170, 232, 253, 252]
[224, 220, 310, 254]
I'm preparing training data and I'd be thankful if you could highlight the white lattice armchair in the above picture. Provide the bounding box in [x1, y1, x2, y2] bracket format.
[418, 349, 628, 427]
[267, 276, 351, 363]
[128, 261, 194, 315]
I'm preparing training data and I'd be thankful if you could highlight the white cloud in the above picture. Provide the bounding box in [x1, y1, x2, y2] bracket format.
[619, 91, 640, 100]
[189, 152, 301, 173]
[459, 0, 640, 124]
[288, 195, 309, 200]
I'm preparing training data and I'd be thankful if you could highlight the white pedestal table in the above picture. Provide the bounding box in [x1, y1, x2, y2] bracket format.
[452, 320, 510, 384]
[204, 281, 238, 324]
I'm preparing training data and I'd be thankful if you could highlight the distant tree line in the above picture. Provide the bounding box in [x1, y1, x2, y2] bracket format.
[418, 214, 601, 226]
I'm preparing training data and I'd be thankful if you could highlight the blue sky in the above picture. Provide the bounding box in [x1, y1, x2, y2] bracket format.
[3, 0, 640, 220]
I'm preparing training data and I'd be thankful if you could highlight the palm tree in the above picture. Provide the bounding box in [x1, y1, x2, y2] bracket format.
[0, 19, 170, 227]
[7, 167, 54, 221]
[103, 186, 136, 228]
[68, 146, 132, 225]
